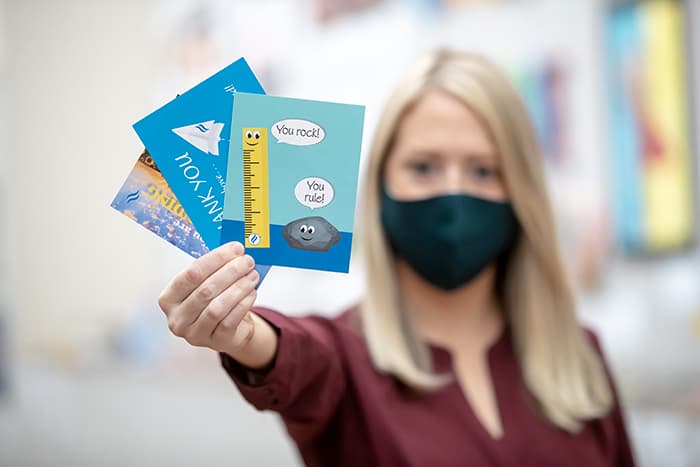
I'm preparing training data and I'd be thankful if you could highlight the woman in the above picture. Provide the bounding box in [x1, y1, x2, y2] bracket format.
[158, 49, 636, 466]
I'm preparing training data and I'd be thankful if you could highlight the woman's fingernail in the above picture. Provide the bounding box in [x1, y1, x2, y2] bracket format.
[232, 241, 244, 254]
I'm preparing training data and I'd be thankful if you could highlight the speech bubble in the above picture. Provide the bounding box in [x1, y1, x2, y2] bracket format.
[272, 119, 326, 146]
[294, 177, 334, 210]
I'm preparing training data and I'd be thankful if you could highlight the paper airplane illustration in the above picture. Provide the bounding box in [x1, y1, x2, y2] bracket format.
[172, 120, 225, 156]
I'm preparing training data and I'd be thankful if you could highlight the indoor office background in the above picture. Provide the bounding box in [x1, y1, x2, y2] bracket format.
[0, 0, 699, 466]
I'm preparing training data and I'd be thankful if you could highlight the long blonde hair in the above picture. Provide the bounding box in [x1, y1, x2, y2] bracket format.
[360, 49, 612, 433]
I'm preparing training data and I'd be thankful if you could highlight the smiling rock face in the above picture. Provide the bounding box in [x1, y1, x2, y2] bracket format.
[282, 216, 341, 252]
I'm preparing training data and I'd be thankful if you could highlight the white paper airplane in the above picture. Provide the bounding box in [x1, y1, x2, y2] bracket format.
[172, 120, 225, 156]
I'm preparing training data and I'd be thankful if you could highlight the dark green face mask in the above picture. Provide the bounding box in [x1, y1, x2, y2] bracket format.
[380, 189, 519, 291]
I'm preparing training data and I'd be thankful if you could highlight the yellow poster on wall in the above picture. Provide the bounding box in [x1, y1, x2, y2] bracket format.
[640, 0, 693, 251]
[607, 0, 695, 254]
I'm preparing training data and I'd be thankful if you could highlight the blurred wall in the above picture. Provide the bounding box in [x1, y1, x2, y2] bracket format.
[692, 0, 700, 217]
[0, 0, 8, 393]
[5, 0, 167, 358]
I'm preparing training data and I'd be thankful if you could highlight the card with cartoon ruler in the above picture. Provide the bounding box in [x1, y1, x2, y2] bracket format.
[222, 92, 365, 273]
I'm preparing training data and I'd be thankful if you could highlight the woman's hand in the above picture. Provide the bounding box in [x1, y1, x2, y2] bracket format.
[158, 241, 261, 357]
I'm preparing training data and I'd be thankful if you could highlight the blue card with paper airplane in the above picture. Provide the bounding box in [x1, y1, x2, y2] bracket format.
[221, 93, 365, 273]
[133, 58, 265, 250]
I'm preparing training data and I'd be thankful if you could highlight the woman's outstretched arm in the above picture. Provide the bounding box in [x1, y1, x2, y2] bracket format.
[158, 241, 347, 443]
[157, 241, 277, 367]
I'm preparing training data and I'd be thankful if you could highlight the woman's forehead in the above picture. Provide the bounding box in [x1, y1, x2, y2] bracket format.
[393, 92, 497, 157]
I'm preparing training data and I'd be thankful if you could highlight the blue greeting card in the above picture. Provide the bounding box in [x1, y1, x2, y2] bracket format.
[111, 149, 209, 258]
[111, 149, 272, 283]
[133, 58, 265, 249]
[221, 93, 365, 273]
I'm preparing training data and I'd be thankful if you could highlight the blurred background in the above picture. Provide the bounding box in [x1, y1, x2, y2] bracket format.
[1, 0, 699, 465]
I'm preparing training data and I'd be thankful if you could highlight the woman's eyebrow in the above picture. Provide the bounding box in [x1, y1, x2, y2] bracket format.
[404, 149, 442, 160]
[464, 151, 498, 162]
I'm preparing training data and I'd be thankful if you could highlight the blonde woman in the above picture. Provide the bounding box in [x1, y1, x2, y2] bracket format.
[158, 49, 635, 466]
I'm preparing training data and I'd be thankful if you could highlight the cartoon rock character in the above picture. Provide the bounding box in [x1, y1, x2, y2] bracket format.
[282, 216, 341, 252]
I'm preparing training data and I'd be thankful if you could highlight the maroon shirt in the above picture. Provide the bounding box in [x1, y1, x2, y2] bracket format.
[219, 306, 636, 467]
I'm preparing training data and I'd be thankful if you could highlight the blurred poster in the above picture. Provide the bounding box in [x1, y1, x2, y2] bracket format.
[515, 61, 568, 167]
[314, 0, 380, 23]
[606, 0, 695, 254]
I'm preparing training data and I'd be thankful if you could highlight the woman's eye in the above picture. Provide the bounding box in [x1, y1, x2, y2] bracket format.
[472, 166, 497, 180]
[409, 161, 434, 175]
